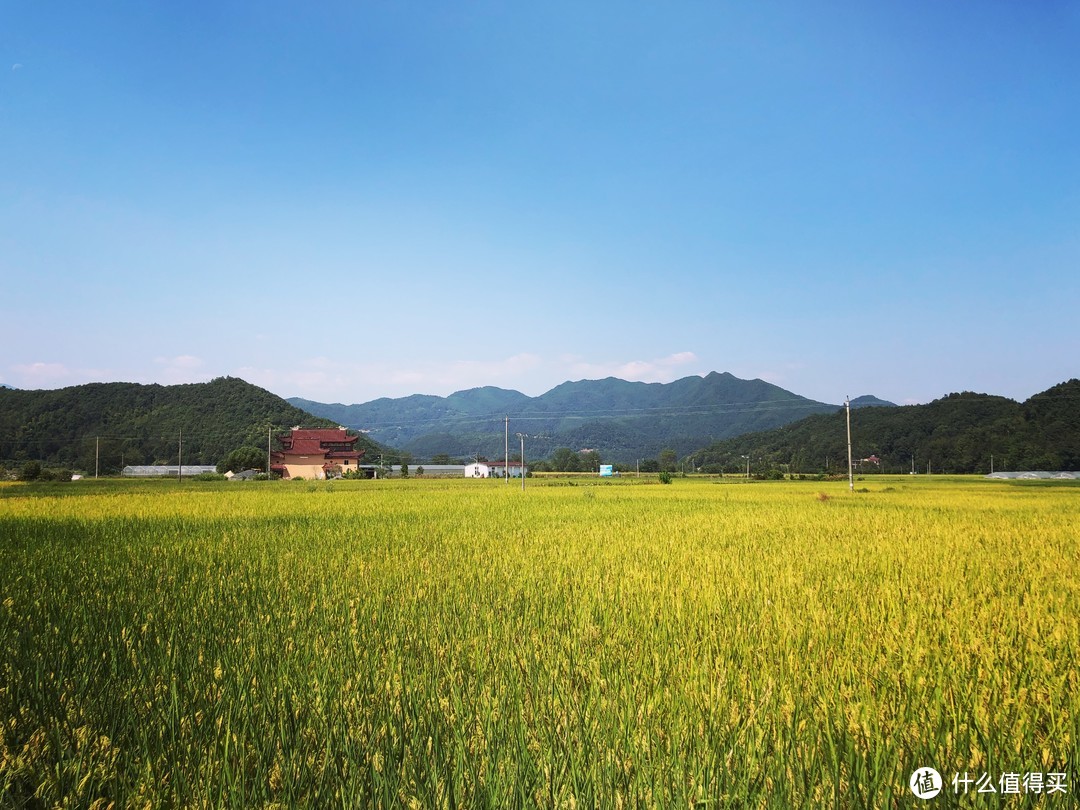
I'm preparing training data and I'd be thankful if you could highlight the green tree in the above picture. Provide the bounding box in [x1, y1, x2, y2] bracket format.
[658, 449, 678, 472]
[217, 446, 266, 474]
[550, 448, 582, 472]
[19, 461, 42, 481]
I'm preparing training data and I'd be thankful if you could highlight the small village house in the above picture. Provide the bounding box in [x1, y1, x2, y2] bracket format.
[464, 460, 528, 478]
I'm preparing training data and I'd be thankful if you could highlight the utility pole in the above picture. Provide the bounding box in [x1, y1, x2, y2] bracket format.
[505, 415, 509, 484]
[845, 397, 854, 493]
[268, 426, 272, 476]
[178, 428, 183, 483]
[95, 437, 99, 479]
[517, 433, 525, 491]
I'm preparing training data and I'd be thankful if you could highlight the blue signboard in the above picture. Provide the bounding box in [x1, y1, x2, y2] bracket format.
[599, 465, 614, 477]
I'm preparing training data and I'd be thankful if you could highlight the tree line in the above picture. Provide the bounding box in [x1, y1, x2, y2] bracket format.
[691, 381, 1080, 475]
[0, 378, 382, 474]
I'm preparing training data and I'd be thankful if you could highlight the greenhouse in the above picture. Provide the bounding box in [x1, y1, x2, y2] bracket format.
[985, 471, 1080, 480]
[121, 465, 218, 477]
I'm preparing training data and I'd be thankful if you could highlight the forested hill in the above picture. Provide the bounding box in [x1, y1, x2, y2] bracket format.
[691, 379, 1080, 475]
[291, 372, 855, 463]
[0, 377, 382, 473]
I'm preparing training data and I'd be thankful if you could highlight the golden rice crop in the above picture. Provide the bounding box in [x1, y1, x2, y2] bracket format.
[1, 476, 1077, 807]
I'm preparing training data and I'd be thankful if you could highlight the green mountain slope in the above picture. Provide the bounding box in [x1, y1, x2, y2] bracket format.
[691, 380, 1080, 475]
[0, 377, 382, 473]
[291, 372, 843, 463]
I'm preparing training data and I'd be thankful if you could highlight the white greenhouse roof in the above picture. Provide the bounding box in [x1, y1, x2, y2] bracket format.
[985, 471, 1080, 480]
[122, 465, 218, 477]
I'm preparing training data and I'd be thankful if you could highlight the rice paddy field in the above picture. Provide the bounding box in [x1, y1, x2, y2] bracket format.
[1, 475, 1077, 808]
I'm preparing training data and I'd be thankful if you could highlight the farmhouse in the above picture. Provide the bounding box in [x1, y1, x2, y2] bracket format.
[464, 460, 528, 478]
[270, 427, 365, 480]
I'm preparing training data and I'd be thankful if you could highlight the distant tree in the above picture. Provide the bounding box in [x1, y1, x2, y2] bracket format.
[431, 454, 451, 465]
[550, 448, 582, 472]
[580, 450, 601, 472]
[121, 440, 146, 466]
[658, 449, 678, 472]
[639, 459, 660, 473]
[416, 466, 424, 477]
[217, 446, 266, 474]
[19, 461, 42, 482]
[400, 461, 409, 478]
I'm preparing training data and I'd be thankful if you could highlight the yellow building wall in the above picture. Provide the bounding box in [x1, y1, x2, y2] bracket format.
[277, 455, 352, 480]
[281, 463, 327, 480]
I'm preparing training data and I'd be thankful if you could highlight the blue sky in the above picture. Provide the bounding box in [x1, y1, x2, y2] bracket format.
[3, 2, 1077, 406]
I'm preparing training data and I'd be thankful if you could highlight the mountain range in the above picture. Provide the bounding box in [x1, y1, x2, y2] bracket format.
[0, 377, 383, 473]
[289, 372, 890, 463]
[3, 374, 1075, 476]
[693, 379, 1080, 475]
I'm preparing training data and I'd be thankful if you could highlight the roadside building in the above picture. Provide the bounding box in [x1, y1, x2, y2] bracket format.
[270, 427, 365, 480]
[464, 460, 528, 478]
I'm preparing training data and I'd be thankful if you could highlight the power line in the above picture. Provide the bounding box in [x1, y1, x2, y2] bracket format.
[344, 398, 845, 432]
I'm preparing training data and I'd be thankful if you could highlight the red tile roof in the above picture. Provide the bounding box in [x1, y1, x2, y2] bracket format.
[272, 428, 364, 461]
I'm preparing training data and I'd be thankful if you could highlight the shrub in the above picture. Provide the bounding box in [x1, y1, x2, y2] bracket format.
[658, 471, 673, 484]
[217, 447, 266, 475]
[19, 461, 42, 482]
[38, 468, 73, 482]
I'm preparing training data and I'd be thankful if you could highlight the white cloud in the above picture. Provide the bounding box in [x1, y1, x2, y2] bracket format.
[151, 355, 210, 385]
[433, 354, 544, 390]
[5, 361, 142, 390]
[10, 362, 73, 385]
[233, 353, 545, 402]
[565, 351, 701, 384]
[233, 351, 704, 403]
[154, 354, 204, 369]
[8, 349, 702, 403]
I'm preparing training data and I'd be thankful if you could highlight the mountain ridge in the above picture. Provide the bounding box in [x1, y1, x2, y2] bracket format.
[290, 372, 892, 462]
[691, 380, 1080, 475]
[0, 377, 384, 473]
